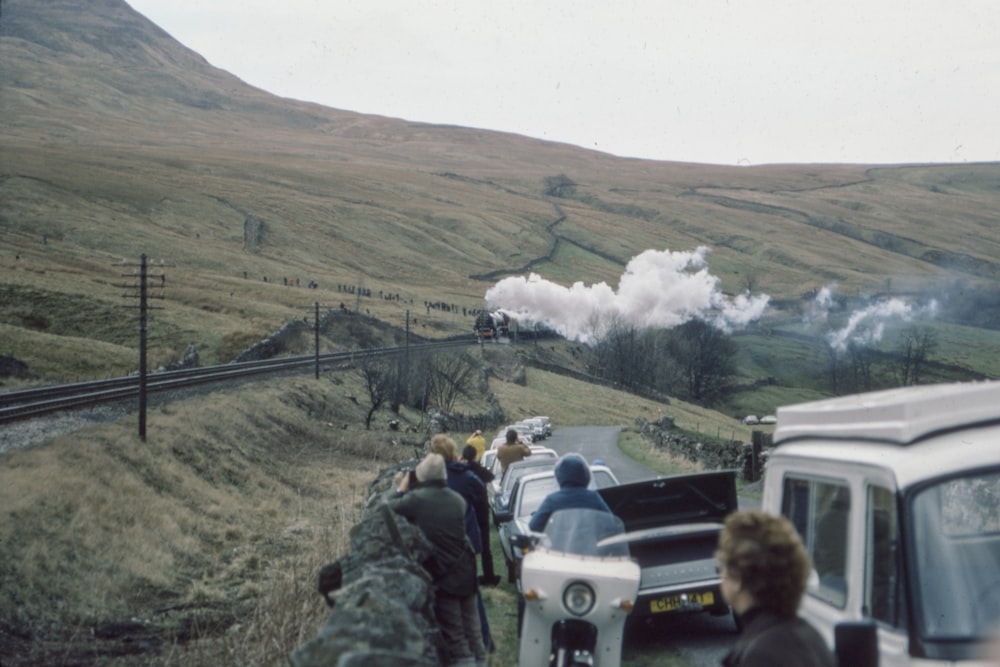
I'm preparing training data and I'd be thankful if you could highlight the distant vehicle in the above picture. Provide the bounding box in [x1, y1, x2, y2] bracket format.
[531, 416, 552, 437]
[490, 456, 558, 517]
[481, 449, 497, 474]
[495, 464, 620, 583]
[518, 417, 547, 441]
[474, 310, 510, 342]
[486, 445, 557, 482]
[500, 423, 534, 445]
[758, 414, 777, 425]
[742, 415, 760, 425]
[762, 381, 1000, 666]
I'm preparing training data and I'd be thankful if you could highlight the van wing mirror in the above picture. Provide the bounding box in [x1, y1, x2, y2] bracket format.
[835, 621, 878, 667]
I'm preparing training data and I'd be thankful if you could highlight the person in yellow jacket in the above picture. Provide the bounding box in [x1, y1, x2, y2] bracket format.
[465, 429, 487, 462]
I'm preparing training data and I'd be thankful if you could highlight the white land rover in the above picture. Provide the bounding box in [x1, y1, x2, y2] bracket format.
[762, 381, 1000, 666]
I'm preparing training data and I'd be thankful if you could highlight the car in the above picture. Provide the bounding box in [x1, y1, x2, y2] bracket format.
[518, 417, 547, 442]
[762, 380, 1000, 666]
[599, 470, 739, 623]
[501, 423, 534, 445]
[495, 464, 620, 583]
[486, 445, 558, 484]
[532, 416, 552, 437]
[481, 448, 497, 475]
[742, 415, 760, 425]
[490, 456, 558, 519]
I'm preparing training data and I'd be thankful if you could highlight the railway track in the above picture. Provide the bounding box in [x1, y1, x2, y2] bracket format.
[0, 340, 471, 424]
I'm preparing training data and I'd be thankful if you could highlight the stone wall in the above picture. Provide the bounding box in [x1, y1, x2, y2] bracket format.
[426, 393, 505, 439]
[290, 463, 444, 666]
[634, 416, 770, 481]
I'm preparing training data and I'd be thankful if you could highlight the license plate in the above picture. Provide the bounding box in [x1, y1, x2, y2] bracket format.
[650, 590, 715, 613]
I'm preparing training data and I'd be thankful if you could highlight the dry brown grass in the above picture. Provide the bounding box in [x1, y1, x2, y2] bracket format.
[0, 372, 413, 665]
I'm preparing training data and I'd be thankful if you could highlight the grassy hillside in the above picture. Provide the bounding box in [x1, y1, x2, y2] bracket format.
[2, 0, 999, 405]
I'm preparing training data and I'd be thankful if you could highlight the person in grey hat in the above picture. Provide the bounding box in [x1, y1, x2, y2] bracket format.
[390, 453, 487, 666]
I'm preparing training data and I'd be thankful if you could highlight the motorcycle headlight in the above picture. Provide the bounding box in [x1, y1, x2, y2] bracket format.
[563, 581, 595, 617]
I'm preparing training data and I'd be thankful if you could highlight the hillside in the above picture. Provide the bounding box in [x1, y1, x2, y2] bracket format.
[1, 0, 999, 405]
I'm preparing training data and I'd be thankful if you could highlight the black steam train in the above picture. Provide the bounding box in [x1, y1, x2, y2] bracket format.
[474, 311, 510, 342]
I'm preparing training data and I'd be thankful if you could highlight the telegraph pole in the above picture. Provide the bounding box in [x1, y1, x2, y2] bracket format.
[314, 301, 320, 379]
[117, 254, 168, 441]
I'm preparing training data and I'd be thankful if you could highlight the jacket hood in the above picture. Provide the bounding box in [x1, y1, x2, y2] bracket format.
[555, 454, 591, 488]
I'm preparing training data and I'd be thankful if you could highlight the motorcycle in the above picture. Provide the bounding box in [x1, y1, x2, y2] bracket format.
[511, 508, 640, 667]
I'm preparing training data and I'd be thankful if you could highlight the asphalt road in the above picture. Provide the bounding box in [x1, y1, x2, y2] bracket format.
[541, 425, 736, 666]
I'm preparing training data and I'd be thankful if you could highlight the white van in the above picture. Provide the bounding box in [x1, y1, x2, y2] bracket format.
[762, 381, 1000, 666]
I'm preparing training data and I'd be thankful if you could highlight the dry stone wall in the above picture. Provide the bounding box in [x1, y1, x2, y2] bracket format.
[290, 463, 444, 666]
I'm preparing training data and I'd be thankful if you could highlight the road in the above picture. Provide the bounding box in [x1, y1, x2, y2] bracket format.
[542, 425, 735, 666]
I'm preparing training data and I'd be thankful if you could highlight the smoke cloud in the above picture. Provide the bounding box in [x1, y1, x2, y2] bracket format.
[807, 285, 940, 352]
[484, 247, 770, 344]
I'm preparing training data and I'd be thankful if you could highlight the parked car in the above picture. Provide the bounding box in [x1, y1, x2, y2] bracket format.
[599, 470, 739, 623]
[486, 445, 557, 482]
[481, 448, 497, 474]
[518, 417, 547, 442]
[532, 416, 552, 437]
[490, 456, 558, 519]
[501, 423, 534, 445]
[762, 380, 1000, 666]
[495, 465, 620, 582]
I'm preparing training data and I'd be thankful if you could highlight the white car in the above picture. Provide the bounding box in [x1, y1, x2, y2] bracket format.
[489, 453, 558, 509]
[495, 464, 620, 583]
[518, 418, 547, 442]
[763, 381, 1000, 666]
[531, 416, 552, 437]
[497, 424, 533, 445]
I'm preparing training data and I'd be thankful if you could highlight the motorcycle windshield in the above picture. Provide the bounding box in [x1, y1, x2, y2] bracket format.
[540, 508, 630, 558]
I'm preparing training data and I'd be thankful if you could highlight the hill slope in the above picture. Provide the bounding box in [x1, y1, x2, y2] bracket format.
[1, 0, 998, 390]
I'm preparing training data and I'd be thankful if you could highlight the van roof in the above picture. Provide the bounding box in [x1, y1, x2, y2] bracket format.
[774, 381, 1000, 446]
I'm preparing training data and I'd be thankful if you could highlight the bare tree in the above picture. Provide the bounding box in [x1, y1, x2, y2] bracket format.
[357, 354, 394, 430]
[846, 341, 875, 392]
[667, 319, 739, 403]
[896, 326, 937, 386]
[426, 351, 478, 412]
[590, 315, 656, 392]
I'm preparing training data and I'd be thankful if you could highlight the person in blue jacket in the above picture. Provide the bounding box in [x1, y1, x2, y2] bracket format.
[528, 453, 612, 533]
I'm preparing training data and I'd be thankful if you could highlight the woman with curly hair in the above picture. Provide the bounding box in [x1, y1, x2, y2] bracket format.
[716, 510, 836, 667]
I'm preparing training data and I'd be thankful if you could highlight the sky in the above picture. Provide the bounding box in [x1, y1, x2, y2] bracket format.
[126, 0, 1000, 167]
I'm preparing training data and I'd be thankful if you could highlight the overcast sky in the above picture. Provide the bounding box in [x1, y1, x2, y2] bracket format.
[126, 0, 999, 166]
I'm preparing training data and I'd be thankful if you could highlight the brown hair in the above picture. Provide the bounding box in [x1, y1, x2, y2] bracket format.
[430, 433, 458, 462]
[715, 510, 811, 616]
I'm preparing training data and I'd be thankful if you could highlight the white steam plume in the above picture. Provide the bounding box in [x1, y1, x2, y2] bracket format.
[820, 290, 939, 352]
[484, 247, 770, 344]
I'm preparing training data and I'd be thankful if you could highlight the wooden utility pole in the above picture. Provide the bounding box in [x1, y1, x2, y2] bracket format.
[314, 302, 320, 379]
[117, 254, 168, 441]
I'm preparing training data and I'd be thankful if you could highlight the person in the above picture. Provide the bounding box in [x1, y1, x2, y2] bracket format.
[528, 453, 612, 533]
[389, 453, 486, 666]
[465, 429, 487, 462]
[430, 435, 496, 652]
[496, 428, 531, 474]
[715, 510, 836, 667]
[461, 444, 500, 586]
[431, 435, 485, 554]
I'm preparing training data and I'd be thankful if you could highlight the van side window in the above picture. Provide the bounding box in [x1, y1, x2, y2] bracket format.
[866, 485, 903, 627]
[781, 476, 850, 607]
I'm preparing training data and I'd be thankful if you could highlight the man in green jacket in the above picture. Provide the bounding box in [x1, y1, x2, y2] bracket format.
[390, 453, 486, 666]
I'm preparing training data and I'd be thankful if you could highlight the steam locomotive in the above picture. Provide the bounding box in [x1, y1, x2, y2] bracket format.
[474, 310, 510, 342]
